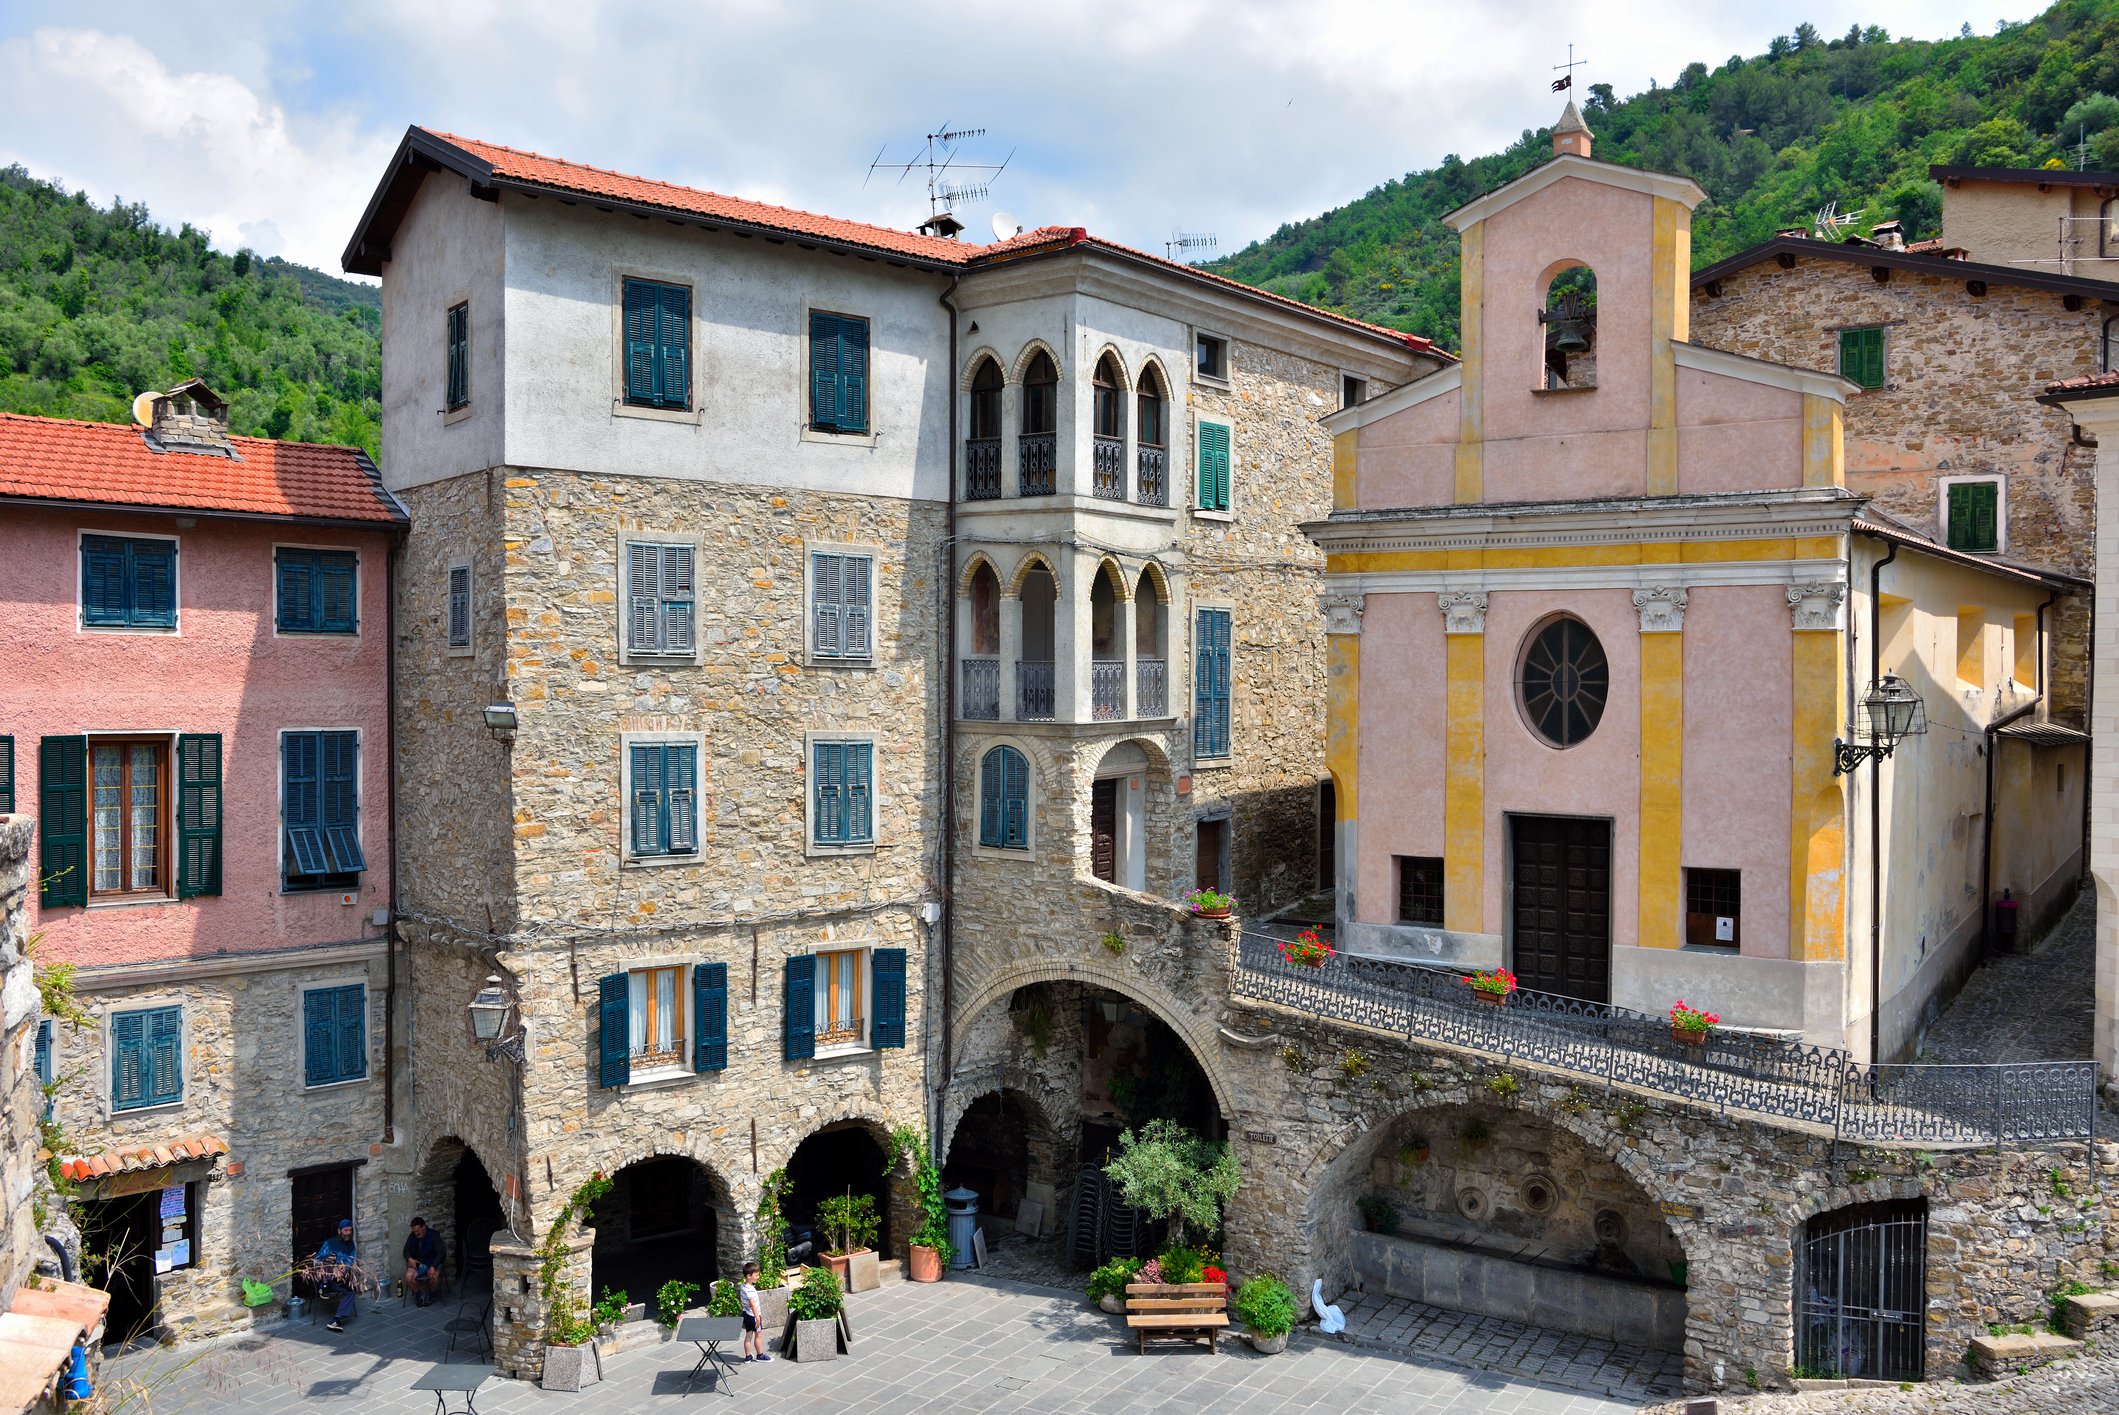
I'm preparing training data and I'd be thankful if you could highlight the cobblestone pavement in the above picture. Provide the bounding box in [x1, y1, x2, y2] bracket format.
[966, 1229, 1078, 1293]
[104, 1273, 1646, 1414]
[1916, 887, 2095, 1065]
[1639, 1349, 2119, 1414]
[1334, 1292, 1684, 1402]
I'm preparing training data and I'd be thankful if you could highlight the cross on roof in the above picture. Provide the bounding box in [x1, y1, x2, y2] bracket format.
[1552, 44, 1586, 92]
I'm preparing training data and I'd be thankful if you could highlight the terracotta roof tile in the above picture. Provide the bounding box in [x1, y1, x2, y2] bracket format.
[0, 414, 403, 524]
[58, 1133, 227, 1183]
[2044, 369, 2119, 394]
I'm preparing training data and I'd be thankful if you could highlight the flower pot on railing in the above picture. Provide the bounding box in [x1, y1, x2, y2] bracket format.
[1668, 1001, 1718, 1048]
[1277, 927, 1335, 969]
[1461, 968, 1516, 1006]
[1670, 1025, 1706, 1046]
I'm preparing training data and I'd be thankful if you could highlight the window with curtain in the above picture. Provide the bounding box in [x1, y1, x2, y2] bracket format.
[628, 965, 686, 1070]
[813, 949, 865, 1047]
[92, 741, 166, 896]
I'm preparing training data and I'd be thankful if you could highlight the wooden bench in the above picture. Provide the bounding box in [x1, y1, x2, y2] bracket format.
[1124, 1281, 1229, 1353]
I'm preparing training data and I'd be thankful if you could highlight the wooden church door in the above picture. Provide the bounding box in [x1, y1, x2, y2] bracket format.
[1508, 814, 1612, 1002]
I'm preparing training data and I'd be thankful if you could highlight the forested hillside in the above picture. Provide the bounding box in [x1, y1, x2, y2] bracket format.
[0, 165, 381, 459]
[1211, 0, 2119, 349]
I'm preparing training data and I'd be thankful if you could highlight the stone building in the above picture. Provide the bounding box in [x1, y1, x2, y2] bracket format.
[343, 127, 1443, 1377]
[0, 389, 405, 1347]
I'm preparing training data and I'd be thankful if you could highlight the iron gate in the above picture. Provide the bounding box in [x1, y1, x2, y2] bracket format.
[1796, 1201, 1927, 1381]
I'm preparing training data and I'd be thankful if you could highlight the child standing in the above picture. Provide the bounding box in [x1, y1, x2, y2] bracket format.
[740, 1261, 770, 1361]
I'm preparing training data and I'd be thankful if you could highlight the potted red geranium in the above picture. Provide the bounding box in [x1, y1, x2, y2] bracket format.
[1462, 967, 1516, 1005]
[1669, 1001, 1718, 1045]
[1278, 928, 1335, 969]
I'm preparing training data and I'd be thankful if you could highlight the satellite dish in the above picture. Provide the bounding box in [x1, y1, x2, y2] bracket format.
[132, 391, 158, 426]
[991, 211, 1022, 241]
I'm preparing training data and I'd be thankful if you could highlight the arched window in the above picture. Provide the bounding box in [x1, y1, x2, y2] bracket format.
[1539, 265, 1597, 390]
[969, 358, 1003, 439]
[1134, 568, 1167, 714]
[1136, 366, 1167, 505]
[1516, 616, 1608, 748]
[968, 561, 999, 655]
[1091, 355, 1125, 499]
[1092, 355, 1123, 438]
[966, 358, 1004, 499]
[979, 746, 1030, 850]
[1020, 351, 1058, 496]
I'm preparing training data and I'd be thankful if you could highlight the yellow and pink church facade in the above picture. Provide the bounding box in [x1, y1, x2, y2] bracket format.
[1310, 108, 2085, 1061]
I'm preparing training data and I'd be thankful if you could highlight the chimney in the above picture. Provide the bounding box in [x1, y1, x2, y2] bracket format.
[1552, 98, 1592, 159]
[1871, 219, 1906, 251]
[137, 379, 232, 455]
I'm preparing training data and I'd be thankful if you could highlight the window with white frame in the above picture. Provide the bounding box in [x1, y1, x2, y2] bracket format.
[810, 551, 873, 661]
[628, 965, 688, 1072]
[814, 948, 866, 1048]
[625, 541, 697, 657]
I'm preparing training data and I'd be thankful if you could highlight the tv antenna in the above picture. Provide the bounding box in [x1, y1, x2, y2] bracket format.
[1812, 201, 1865, 239]
[1166, 230, 1219, 262]
[866, 122, 1013, 239]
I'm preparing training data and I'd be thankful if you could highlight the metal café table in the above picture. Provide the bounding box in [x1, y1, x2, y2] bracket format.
[676, 1314, 745, 1396]
[410, 1361, 493, 1414]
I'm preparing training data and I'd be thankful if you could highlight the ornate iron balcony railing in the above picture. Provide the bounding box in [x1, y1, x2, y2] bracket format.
[961, 658, 1000, 720]
[1136, 657, 1167, 716]
[1092, 435, 1125, 500]
[1019, 433, 1056, 496]
[964, 437, 1001, 500]
[1017, 660, 1055, 720]
[1137, 445, 1167, 506]
[1091, 660, 1125, 720]
[1231, 930, 2100, 1152]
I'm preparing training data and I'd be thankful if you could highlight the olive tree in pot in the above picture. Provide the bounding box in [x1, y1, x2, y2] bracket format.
[1231, 1274, 1298, 1354]
[886, 1124, 955, 1282]
[752, 1168, 794, 1334]
[817, 1191, 880, 1293]
[1103, 1118, 1241, 1250]
[786, 1265, 845, 1363]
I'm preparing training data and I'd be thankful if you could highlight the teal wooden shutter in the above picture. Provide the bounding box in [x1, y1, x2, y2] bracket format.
[1003, 747, 1028, 848]
[848, 742, 873, 842]
[277, 551, 313, 631]
[1198, 422, 1230, 510]
[146, 1007, 182, 1105]
[667, 744, 698, 853]
[782, 955, 815, 1060]
[979, 750, 1004, 846]
[841, 556, 871, 657]
[283, 732, 326, 878]
[446, 302, 470, 410]
[693, 962, 728, 1072]
[131, 540, 176, 627]
[630, 744, 666, 855]
[871, 948, 906, 1049]
[812, 553, 843, 656]
[598, 973, 630, 1087]
[623, 280, 658, 405]
[810, 312, 841, 429]
[176, 733, 222, 899]
[82, 537, 128, 625]
[1194, 610, 1231, 757]
[38, 736, 87, 907]
[336, 986, 367, 1082]
[626, 543, 659, 653]
[318, 554, 357, 632]
[657, 283, 690, 409]
[111, 1010, 146, 1108]
[659, 545, 695, 654]
[303, 988, 336, 1087]
[320, 732, 364, 872]
[813, 742, 845, 844]
[0, 735, 13, 815]
[839, 318, 868, 433]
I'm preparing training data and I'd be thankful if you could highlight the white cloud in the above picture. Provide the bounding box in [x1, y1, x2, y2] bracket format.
[0, 3, 2040, 275]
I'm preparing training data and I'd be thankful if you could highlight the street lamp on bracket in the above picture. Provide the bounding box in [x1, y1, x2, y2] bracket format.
[1833, 674, 1928, 776]
[467, 973, 526, 1064]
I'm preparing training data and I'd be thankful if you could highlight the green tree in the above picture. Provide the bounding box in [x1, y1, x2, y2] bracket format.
[1103, 1118, 1241, 1246]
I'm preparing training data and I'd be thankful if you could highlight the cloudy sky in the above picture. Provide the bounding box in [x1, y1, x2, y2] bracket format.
[0, 1, 2036, 277]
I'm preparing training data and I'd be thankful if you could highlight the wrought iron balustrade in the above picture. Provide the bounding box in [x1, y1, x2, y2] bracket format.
[1019, 433, 1057, 496]
[1092, 436, 1125, 500]
[1091, 660, 1125, 720]
[1137, 658, 1167, 715]
[960, 658, 1000, 720]
[1017, 660, 1056, 720]
[964, 437, 1001, 500]
[1230, 930, 2100, 1152]
[1137, 446, 1167, 506]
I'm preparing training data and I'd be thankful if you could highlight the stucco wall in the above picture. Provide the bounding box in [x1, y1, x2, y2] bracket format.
[380, 170, 506, 489]
[1938, 180, 2098, 273]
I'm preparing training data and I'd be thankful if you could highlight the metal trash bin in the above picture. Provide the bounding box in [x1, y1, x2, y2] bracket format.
[944, 1185, 981, 1270]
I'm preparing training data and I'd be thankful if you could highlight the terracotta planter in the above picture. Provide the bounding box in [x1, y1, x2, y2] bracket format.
[1247, 1330, 1290, 1354]
[825, 1252, 851, 1285]
[1671, 1025, 1708, 1046]
[908, 1244, 943, 1283]
[1469, 988, 1508, 1005]
[1196, 906, 1232, 920]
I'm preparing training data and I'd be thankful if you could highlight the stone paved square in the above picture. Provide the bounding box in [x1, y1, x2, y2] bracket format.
[105, 1274, 1656, 1414]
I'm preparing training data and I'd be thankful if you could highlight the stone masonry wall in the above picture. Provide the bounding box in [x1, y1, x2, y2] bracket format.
[1690, 257, 2101, 720]
[0, 816, 42, 1311]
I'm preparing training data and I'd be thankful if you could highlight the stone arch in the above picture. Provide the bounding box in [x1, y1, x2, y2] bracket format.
[589, 1147, 744, 1297]
[971, 737, 1040, 853]
[938, 1086, 1069, 1233]
[959, 346, 1009, 390]
[411, 1134, 511, 1282]
[1011, 338, 1065, 385]
[1537, 259, 1598, 391]
[1134, 354, 1171, 401]
[957, 550, 1002, 598]
[1089, 733, 1172, 779]
[784, 1112, 912, 1261]
[1133, 559, 1171, 605]
[1090, 555, 1131, 603]
[1005, 549, 1060, 598]
[1091, 344, 1133, 393]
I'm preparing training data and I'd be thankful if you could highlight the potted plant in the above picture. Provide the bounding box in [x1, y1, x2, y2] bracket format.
[655, 1280, 698, 1331]
[1231, 1273, 1298, 1354]
[591, 1287, 630, 1348]
[1669, 1000, 1719, 1046]
[1086, 1256, 1143, 1315]
[1184, 888, 1235, 920]
[1357, 1194, 1399, 1234]
[1461, 966, 1517, 1005]
[816, 1191, 880, 1291]
[887, 1125, 955, 1282]
[753, 1168, 794, 1333]
[787, 1265, 844, 1363]
[538, 1171, 612, 1391]
[1277, 926, 1335, 969]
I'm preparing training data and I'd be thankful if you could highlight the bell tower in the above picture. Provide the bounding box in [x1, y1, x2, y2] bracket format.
[1552, 98, 1592, 159]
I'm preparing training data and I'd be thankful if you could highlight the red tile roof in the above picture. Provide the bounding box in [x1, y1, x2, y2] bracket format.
[350, 129, 1442, 358]
[56, 1133, 228, 1183]
[2044, 369, 2119, 394]
[0, 414, 403, 525]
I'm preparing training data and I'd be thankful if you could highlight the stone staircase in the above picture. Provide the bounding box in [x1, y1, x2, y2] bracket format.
[1965, 1286, 2117, 1378]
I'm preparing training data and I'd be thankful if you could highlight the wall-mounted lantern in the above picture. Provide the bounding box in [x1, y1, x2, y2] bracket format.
[482, 703, 518, 740]
[467, 974, 526, 1064]
[1833, 674, 1927, 775]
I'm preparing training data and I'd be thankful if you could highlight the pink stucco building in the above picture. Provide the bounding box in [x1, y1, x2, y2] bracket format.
[0, 382, 406, 1344]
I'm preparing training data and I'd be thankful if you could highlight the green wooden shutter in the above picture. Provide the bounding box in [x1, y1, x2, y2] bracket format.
[1198, 422, 1230, 510]
[839, 318, 869, 433]
[1948, 482, 2000, 552]
[82, 538, 129, 626]
[0, 735, 13, 815]
[814, 742, 845, 844]
[810, 312, 842, 429]
[1003, 746, 1028, 848]
[1838, 327, 1884, 389]
[1194, 610, 1231, 757]
[130, 540, 176, 627]
[847, 742, 873, 843]
[176, 733, 222, 899]
[623, 280, 658, 405]
[871, 948, 907, 1049]
[111, 1010, 146, 1108]
[979, 749, 1004, 846]
[38, 736, 87, 907]
[693, 962, 728, 1073]
[303, 989, 336, 1087]
[657, 284, 690, 409]
[283, 732, 327, 879]
[145, 1007, 182, 1106]
[782, 954, 815, 1060]
[598, 973, 630, 1087]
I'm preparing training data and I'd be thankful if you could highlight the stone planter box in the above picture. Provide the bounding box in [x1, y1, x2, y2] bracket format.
[845, 1250, 880, 1293]
[1246, 1331, 1289, 1354]
[757, 1284, 790, 1339]
[791, 1316, 840, 1363]
[541, 1341, 602, 1391]
[1098, 1294, 1124, 1315]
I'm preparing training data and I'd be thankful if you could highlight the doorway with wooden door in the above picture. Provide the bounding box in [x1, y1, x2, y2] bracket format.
[1508, 814, 1613, 1002]
[291, 1163, 357, 1303]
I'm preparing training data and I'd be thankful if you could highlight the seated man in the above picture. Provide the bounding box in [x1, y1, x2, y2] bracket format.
[314, 1219, 361, 1333]
[403, 1216, 446, 1307]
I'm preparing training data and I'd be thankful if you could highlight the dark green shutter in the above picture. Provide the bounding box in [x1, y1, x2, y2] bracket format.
[979, 749, 1003, 846]
[82, 538, 129, 625]
[598, 973, 630, 1087]
[38, 736, 87, 907]
[1198, 422, 1230, 510]
[146, 1006, 182, 1105]
[446, 303, 470, 410]
[176, 733, 222, 898]
[111, 1010, 146, 1108]
[693, 962, 728, 1073]
[623, 280, 658, 406]
[1948, 482, 1999, 552]
[303, 989, 335, 1087]
[277, 552, 313, 631]
[337, 986, 366, 1082]
[1838, 327, 1884, 390]
[782, 955, 815, 1060]
[0, 735, 12, 815]
[658, 284, 690, 409]
[871, 948, 906, 1049]
[131, 540, 176, 627]
[810, 312, 841, 429]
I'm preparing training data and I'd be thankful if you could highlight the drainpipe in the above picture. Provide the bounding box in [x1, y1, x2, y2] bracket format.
[936, 274, 961, 1151]
[383, 537, 402, 1145]
[1868, 541, 1897, 1065]
[2082, 593, 2096, 890]
[1980, 587, 2060, 957]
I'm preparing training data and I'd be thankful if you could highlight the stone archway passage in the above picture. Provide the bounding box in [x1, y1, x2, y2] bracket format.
[412, 1136, 509, 1286]
[590, 1155, 733, 1304]
[785, 1122, 894, 1267]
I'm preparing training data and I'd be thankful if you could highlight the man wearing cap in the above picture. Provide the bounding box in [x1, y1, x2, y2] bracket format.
[315, 1219, 361, 1332]
[403, 1217, 446, 1307]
